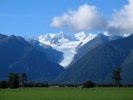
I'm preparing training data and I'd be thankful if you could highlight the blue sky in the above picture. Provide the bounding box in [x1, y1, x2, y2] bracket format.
[0, 0, 130, 37]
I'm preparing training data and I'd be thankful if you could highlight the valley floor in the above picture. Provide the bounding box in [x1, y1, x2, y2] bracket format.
[0, 87, 133, 100]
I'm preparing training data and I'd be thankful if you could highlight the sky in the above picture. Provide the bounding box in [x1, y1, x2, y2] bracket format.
[0, 0, 132, 37]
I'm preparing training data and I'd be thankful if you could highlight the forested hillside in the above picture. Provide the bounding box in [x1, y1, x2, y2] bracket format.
[52, 35, 133, 84]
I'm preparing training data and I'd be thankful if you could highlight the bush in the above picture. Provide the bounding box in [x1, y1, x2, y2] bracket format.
[0, 81, 7, 89]
[82, 80, 95, 88]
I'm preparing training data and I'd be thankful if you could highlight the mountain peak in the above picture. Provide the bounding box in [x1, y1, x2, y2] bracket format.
[29, 32, 97, 68]
[58, 31, 64, 36]
[75, 32, 86, 40]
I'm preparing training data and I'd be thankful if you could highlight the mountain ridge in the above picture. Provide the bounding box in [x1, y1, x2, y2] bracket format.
[30, 31, 97, 67]
[51, 35, 133, 84]
[70, 33, 123, 66]
[0, 34, 64, 82]
[31, 32, 123, 68]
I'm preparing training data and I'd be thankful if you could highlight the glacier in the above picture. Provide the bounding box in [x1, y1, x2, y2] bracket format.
[32, 31, 97, 68]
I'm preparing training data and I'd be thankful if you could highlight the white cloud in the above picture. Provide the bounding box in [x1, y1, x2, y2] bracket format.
[50, 4, 107, 32]
[107, 0, 133, 35]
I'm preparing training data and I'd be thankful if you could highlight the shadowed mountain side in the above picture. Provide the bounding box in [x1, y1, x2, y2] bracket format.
[69, 33, 122, 66]
[0, 34, 64, 82]
[29, 40, 63, 63]
[51, 35, 133, 84]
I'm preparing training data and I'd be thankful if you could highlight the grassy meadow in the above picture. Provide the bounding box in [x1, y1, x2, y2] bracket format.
[0, 87, 133, 100]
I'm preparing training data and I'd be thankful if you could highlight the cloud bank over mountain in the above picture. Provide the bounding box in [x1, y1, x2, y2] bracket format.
[50, 0, 133, 36]
[50, 4, 107, 32]
[107, 0, 133, 36]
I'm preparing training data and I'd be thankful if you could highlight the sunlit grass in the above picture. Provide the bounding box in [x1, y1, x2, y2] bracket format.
[0, 87, 133, 100]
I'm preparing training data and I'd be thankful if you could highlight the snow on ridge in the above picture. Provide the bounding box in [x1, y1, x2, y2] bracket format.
[75, 31, 87, 41]
[34, 31, 97, 68]
[81, 34, 97, 46]
[38, 33, 55, 43]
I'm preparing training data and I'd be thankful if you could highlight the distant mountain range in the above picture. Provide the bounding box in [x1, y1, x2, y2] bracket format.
[70, 33, 123, 66]
[31, 31, 97, 68]
[31, 32, 123, 68]
[0, 34, 64, 82]
[1, 32, 133, 84]
[51, 35, 133, 84]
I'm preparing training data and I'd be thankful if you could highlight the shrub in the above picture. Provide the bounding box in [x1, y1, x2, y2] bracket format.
[82, 80, 95, 88]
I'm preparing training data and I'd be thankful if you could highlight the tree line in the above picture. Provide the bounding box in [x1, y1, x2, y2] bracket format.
[0, 73, 27, 89]
[82, 67, 123, 88]
[0, 73, 49, 89]
[83, 67, 132, 88]
[0, 67, 133, 89]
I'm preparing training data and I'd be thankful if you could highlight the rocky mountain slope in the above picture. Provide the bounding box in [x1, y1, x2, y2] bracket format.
[51, 35, 133, 84]
[0, 34, 64, 82]
[29, 40, 63, 63]
[70, 33, 122, 66]
[32, 32, 122, 68]
[31, 31, 97, 68]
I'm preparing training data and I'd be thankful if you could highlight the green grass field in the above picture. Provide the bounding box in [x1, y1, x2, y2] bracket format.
[0, 87, 133, 100]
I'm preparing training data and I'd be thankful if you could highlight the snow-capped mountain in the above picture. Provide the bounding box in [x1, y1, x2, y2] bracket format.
[70, 33, 124, 66]
[32, 31, 97, 68]
[38, 31, 75, 45]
